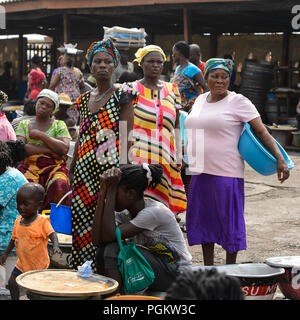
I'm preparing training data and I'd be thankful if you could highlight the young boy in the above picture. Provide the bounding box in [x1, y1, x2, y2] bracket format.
[0, 182, 62, 300]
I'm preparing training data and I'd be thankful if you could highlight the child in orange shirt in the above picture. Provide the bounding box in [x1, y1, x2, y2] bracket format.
[0, 182, 62, 300]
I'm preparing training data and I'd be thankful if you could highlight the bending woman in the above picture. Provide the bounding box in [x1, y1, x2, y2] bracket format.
[125, 45, 186, 215]
[16, 89, 72, 210]
[69, 38, 137, 271]
[185, 58, 290, 265]
[92, 164, 192, 294]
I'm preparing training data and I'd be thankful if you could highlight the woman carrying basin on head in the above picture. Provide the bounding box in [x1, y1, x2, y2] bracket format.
[185, 58, 290, 266]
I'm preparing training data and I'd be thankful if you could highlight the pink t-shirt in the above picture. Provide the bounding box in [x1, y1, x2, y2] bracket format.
[185, 91, 260, 178]
[0, 113, 16, 141]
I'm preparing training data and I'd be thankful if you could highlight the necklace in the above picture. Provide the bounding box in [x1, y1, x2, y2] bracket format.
[93, 86, 113, 102]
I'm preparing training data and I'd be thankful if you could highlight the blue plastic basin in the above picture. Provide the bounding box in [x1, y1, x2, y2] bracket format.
[238, 123, 294, 175]
[50, 203, 72, 235]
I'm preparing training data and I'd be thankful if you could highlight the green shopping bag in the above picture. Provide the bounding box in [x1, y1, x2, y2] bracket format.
[115, 227, 155, 294]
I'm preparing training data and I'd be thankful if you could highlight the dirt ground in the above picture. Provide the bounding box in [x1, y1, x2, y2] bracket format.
[183, 151, 300, 266]
[2, 152, 299, 301]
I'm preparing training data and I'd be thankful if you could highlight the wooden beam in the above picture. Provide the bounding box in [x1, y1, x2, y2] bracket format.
[3, 0, 254, 13]
[183, 7, 191, 44]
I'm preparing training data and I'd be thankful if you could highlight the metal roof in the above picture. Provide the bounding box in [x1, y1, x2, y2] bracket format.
[0, 0, 299, 37]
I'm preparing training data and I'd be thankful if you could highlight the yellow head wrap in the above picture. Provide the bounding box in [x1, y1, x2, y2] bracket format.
[134, 45, 166, 66]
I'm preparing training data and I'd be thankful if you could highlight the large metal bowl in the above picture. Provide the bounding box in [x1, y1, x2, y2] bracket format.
[16, 269, 118, 300]
[265, 256, 300, 300]
[193, 263, 284, 300]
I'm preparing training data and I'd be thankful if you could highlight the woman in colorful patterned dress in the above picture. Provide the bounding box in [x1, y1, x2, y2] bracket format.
[69, 39, 137, 270]
[16, 89, 72, 210]
[124, 45, 186, 215]
[171, 41, 208, 112]
[49, 51, 85, 103]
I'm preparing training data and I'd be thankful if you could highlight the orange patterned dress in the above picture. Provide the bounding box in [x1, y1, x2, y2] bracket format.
[125, 81, 187, 215]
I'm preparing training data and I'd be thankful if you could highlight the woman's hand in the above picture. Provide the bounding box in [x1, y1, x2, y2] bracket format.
[69, 171, 74, 188]
[28, 127, 42, 140]
[277, 158, 290, 184]
[51, 246, 63, 257]
[250, 117, 291, 184]
[100, 168, 121, 189]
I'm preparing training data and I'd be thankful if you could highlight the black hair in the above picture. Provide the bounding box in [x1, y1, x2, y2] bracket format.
[0, 141, 12, 175]
[65, 117, 76, 128]
[118, 71, 139, 84]
[65, 54, 74, 68]
[5, 140, 27, 167]
[31, 55, 41, 66]
[119, 164, 163, 198]
[18, 182, 45, 202]
[223, 53, 233, 60]
[165, 268, 244, 300]
[23, 100, 36, 116]
[174, 41, 190, 59]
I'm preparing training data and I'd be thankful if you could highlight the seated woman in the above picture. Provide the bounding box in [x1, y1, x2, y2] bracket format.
[92, 164, 192, 294]
[15, 89, 72, 210]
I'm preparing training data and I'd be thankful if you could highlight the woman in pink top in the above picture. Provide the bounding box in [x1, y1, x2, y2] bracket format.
[185, 58, 290, 266]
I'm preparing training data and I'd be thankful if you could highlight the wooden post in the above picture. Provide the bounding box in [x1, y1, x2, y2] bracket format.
[51, 34, 57, 75]
[209, 33, 218, 58]
[183, 7, 191, 44]
[281, 32, 290, 87]
[18, 33, 24, 82]
[63, 14, 70, 43]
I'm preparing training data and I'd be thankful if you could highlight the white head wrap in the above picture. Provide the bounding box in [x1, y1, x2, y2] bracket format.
[142, 163, 152, 182]
[37, 89, 60, 111]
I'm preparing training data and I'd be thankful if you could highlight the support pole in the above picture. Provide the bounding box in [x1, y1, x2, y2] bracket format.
[18, 33, 24, 82]
[209, 33, 218, 58]
[183, 7, 191, 44]
[63, 14, 70, 43]
[281, 32, 290, 87]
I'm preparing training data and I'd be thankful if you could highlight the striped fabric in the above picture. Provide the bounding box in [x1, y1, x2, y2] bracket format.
[204, 58, 233, 77]
[126, 81, 187, 214]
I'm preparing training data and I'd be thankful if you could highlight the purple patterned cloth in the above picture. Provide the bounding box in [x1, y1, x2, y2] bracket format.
[186, 173, 246, 254]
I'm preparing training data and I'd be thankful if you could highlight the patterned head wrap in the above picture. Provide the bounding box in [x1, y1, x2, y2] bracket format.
[134, 45, 166, 66]
[204, 58, 233, 77]
[86, 38, 120, 67]
[0, 90, 8, 113]
[0, 90, 8, 106]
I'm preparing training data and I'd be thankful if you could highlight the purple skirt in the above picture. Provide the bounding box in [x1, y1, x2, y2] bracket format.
[186, 173, 246, 254]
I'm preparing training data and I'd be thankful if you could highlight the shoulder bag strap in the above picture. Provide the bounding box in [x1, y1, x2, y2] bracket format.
[115, 227, 124, 249]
